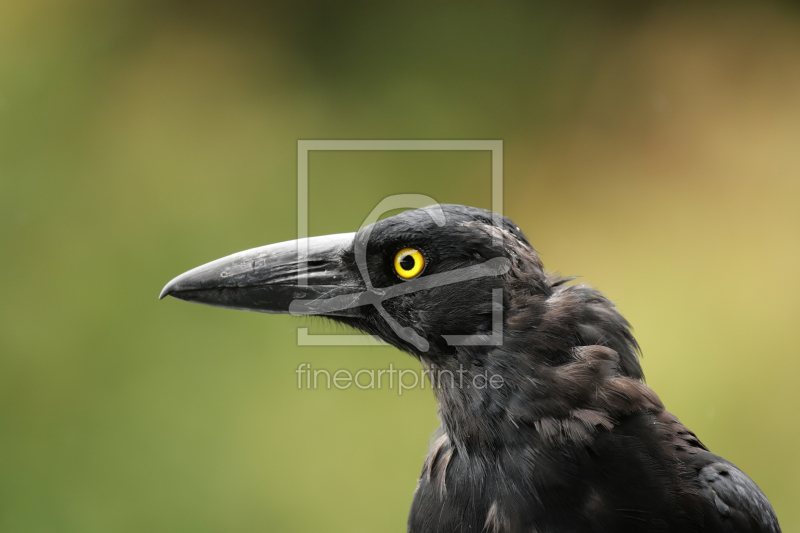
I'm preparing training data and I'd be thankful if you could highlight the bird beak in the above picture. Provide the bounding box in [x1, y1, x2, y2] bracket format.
[159, 232, 362, 316]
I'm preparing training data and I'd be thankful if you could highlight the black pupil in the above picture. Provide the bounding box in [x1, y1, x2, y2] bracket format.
[400, 254, 415, 271]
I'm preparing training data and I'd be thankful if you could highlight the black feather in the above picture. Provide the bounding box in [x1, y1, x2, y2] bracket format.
[334, 205, 779, 532]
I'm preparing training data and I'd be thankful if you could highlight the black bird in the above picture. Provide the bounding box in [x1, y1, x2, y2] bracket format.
[160, 204, 780, 532]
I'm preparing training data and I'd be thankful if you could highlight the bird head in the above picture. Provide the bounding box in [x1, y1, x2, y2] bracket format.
[160, 204, 642, 378]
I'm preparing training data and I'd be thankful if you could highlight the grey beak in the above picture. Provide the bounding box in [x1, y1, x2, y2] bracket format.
[159, 232, 361, 315]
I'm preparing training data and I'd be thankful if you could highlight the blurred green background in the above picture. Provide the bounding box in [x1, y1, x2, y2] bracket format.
[1, 1, 799, 531]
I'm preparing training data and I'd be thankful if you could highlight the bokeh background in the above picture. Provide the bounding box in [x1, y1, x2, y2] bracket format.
[2, 2, 799, 531]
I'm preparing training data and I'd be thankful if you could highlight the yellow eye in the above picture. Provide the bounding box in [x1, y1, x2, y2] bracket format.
[394, 248, 425, 279]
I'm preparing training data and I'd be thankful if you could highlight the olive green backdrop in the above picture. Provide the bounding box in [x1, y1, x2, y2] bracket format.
[1, 2, 798, 531]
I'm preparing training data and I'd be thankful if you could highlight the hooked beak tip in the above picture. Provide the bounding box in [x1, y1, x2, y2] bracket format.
[159, 280, 176, 300]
